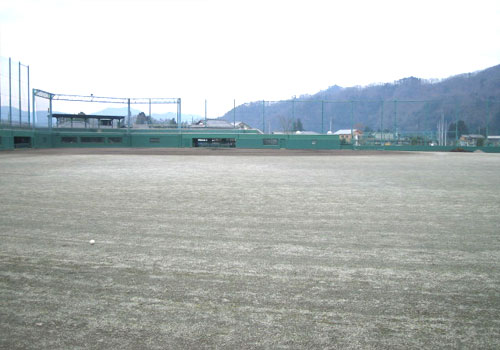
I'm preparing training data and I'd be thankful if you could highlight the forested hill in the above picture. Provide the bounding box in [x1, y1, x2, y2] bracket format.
[221, 64, 500, 134]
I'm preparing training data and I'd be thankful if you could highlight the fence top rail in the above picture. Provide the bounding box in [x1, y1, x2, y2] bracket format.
[251, 99, 443, 105]
[52, 113, 125, 120]
[33, 89, 179, 104]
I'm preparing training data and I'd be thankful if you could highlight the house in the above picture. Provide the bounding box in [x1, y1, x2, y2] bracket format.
[459, 134, 485, 147]
[333, 129, 363, 144]
[192, 119, 257, 130]
[232, 121, 253, 130]
[487, 136, 500, 146]
[192, 119, 234, 128]
[295, 131, 320, 135]
[371, 132, 397, 142]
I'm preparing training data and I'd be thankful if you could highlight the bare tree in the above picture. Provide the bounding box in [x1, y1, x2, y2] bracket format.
[278, 115, 294, 134]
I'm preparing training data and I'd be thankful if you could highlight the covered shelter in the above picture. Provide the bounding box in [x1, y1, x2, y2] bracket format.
[52, 113, 125, 129]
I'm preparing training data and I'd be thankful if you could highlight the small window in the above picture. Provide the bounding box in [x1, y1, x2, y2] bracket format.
[61, 136, 77, 143]
[108, 137, 122, 143]
[0, 136, 2, 145]
[149, 137, 160, 143]
[81, 137, 104, 143]
[14, 136, 32, 148]
[312, 140, 317, 145]
[263, 138, 279, 145]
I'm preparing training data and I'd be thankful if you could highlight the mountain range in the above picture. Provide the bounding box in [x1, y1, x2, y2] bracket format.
[220, 64, 500, 134]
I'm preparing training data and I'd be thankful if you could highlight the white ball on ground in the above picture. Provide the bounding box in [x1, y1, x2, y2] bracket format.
[89, 239, 95, 245]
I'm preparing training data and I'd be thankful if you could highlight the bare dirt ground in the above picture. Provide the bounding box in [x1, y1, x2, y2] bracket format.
[1, 149, 499, 349]
[0, 147, 409, 157]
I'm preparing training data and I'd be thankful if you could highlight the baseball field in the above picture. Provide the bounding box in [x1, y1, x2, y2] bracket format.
[1, 148, 499, 349]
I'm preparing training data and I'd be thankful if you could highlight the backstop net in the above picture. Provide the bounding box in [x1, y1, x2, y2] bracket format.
[0, 57, 31, 127]
[32, 90, 181, 130]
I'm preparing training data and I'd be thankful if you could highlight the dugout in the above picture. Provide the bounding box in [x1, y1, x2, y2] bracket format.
[192, 138, 236, 148]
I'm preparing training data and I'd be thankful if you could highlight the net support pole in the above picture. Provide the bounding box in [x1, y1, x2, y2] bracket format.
[486, 98, 490, 139]
[381, 101, 384, 145]
[321, 100, 324, 134]
[177, 98, 181, 131]
[262, 100, 265, 134]
[350, 101, 354, 146]
[18, 62, 22, 125]
[49, 93, 53, 130]
[32, 89, 35, 130]
[0, 59, 2, 124]
[27, 65, 30, 127]
[127, 98, 131, 132]
[393, 100, 397, 143]
[9, 57, 12, 126]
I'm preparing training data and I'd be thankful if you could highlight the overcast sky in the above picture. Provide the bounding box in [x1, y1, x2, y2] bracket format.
[1, 0, 499, 117]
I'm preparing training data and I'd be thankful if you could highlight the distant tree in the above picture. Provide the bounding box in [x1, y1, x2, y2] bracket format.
[410, 136, 424, 145]
[292, 118, 304, 132]
[279, 115, 294, 134]
[364, 126, 373, 133]
[447, 120, 469, 139]
[136, 112, 151, 124]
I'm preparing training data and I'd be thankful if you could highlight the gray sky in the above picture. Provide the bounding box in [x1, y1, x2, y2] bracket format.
[1, 0, 499, 117]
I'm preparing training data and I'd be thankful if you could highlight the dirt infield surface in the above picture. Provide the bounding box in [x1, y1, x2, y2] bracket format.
[1, 150, 499, 349]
